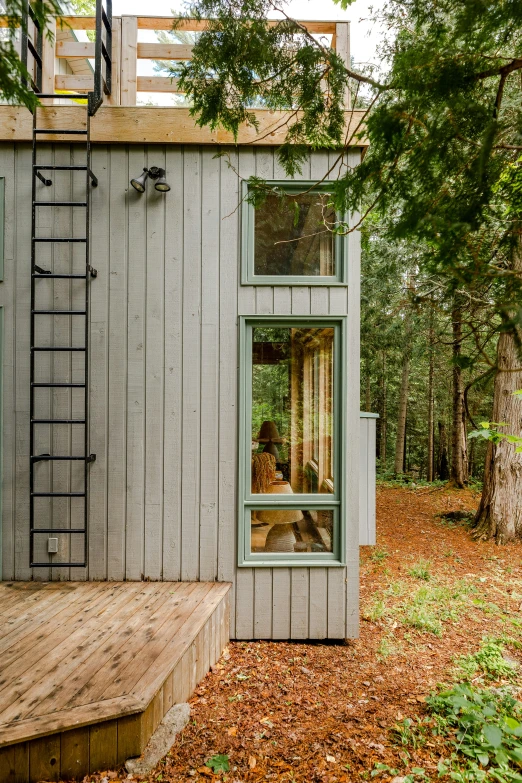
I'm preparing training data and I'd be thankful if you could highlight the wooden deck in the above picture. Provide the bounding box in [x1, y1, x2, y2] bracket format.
[0, 581, 230, 782]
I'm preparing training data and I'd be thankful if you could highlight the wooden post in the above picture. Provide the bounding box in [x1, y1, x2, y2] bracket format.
[120, 15, 137, 106]
[335, 22, 350, 110]
[107, 16, 122, 106]
[41, 16, 56, 105]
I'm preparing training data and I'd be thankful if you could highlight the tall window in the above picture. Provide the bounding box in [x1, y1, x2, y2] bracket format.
[242, 183, 348, 285]
[239, 317, 346, 566]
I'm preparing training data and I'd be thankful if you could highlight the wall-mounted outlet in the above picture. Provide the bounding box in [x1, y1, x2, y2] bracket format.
[47, 537, 58, 554]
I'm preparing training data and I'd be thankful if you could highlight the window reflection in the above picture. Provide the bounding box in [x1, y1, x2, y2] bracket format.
[250, 509, 334, 554]
[254, 192, 336, 277]
[251, 327, 334, 495]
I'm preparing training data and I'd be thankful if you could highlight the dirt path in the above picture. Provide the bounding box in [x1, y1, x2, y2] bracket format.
[92, 486, 522, 783]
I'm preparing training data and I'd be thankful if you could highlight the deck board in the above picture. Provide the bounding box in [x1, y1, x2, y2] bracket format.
[0, 581, 231, 763]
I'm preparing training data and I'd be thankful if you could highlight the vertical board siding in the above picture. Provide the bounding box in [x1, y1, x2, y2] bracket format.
[0, 144, 360, 640]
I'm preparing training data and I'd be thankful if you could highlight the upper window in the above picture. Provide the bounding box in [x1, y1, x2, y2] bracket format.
[242, 182, 347, 285]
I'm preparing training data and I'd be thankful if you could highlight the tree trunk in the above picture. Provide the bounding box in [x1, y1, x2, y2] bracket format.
[394, 349, 410, 475]
[427, 316, 435, 482]
[450, 302, 468, 487]
[474, 239, 522, 542]
[380, 352, 387, 465]
[437, 421, 449, 480]
[365, 360, 371, 412]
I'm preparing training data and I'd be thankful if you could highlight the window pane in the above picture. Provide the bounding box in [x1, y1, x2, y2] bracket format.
[254, 192, 336, 277]
[251, 326, 334, 495]
[250, 509, 334, 553]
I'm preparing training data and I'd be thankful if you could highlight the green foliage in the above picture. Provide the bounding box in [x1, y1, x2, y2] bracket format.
[469, 409, 522, 454]
[391, 717, 428, 749]
[454, 638, 518, 683]
[370, 548, 390, 562]
[409, 559, 432, 581]
[427, 684, 522, 782]
[205, 754, 230, 773]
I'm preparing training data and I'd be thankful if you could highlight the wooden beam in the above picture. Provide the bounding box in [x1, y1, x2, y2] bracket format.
[136, 43, 193, 60]
[56, 40, 95, 58]
[335, 22, 350, 109]
[48, 16, 338, 34]
[137, 76, 181, 93]
[120, 16, 137, 106]
[0, 105, 367, 145]
[55, 74, 93, 92]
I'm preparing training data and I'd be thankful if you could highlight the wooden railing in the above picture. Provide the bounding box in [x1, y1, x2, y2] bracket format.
[1, 15, 350, 108]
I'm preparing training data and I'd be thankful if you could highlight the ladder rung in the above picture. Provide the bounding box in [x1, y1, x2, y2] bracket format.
[32, 419, 86, 424]
[32, 346, 86, 351]
[31, 455, 89, 461]
[33, 310, 86, 315]
[35, 166, 88, 171]
[34, 128, 88, 135]
[34, 201, 87, 207]
[32, 273, 87, 279]
[34, 93, 88, 100]
[31, 562, 87, 568]
[33, 238, 87, 243]
[32, 493, 86, 498]
[31, 382, 85, 388]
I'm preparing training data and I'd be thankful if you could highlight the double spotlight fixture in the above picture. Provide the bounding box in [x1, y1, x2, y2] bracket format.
[130, 166, 171, 194]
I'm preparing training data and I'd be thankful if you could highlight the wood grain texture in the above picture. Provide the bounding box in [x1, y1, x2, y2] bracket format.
[0, 107, 367, 146]
[0, 581, 230, 751]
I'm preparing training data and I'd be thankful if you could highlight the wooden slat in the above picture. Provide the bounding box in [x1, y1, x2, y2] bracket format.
[49, 16, 337, 34]
[180, 148, 202, 581]
[335, 22, 350, 108]
[136, 42, 193, 60]
[121, 16, 137, 106]
[137, 75, 181, 93]
[55, 74, 93, 92]
[56, 40, 95, 58]
[124, 146, 146, 579]
[60, 726, 89, 781]
[0, 106, 367, 145]
[199, 148, 220, 581]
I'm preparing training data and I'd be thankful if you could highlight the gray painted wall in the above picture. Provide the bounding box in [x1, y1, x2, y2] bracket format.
[0, 142, 361, 639]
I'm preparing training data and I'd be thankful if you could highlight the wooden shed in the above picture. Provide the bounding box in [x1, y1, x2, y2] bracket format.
[0, 7, 376, 779]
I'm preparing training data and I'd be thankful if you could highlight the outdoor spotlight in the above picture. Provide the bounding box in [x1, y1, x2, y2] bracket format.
[130, 166, 171, 194]
[130, 167, 149, 193]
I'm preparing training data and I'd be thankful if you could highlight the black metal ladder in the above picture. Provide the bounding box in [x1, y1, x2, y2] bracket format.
[22, 0, 112, 568]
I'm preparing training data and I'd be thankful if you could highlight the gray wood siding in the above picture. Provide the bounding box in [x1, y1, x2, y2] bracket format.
[0, 143, 361, 639]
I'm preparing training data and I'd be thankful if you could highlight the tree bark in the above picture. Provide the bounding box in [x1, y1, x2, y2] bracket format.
[379, 351, 387, 465]
[474, 240, 522, 542]
[450, 302, 469, 487]
[365, 360, 371, 411]
[437, 421, 449, 480]
[394, 347, 410, 475]
[427, 315, 435, 482]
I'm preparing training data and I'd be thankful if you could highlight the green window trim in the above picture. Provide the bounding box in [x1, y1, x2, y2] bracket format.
[0, 178, 4, 282]
[241, 181, 348, 287]
[238, 315, 348, 567]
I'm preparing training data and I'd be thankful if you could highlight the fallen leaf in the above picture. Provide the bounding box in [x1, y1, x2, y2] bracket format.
[326, 755, 336, 763]
[228, 726, 238, 736]
[249, 756, 257, 769]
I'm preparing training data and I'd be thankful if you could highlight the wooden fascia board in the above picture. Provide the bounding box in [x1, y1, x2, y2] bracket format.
[0, 106, 367, 146]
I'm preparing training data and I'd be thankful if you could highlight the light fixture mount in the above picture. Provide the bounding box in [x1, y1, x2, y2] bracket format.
[130, 166, 171, 194]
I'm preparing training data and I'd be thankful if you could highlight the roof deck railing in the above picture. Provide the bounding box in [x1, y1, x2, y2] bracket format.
[1, 15, 350, 108]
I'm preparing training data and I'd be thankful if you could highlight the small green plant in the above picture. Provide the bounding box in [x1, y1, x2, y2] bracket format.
[390, 717, 428, 750]
[455, 638, 518, 683]
[205, 754, 230, 773]
[371, 548, 390, 563]
[427, 683, 522, 782]
[409, 559, 432, 581]
[363, 597, 388, 622]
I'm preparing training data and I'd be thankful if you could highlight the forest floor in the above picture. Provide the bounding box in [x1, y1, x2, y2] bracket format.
[88, 485, 522, 783]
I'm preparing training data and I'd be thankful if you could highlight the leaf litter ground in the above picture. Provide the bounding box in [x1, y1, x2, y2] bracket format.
[81, 486, 522, 783]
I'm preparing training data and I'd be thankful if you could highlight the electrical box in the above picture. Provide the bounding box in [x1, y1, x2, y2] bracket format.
[47, 538, 58, 554]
